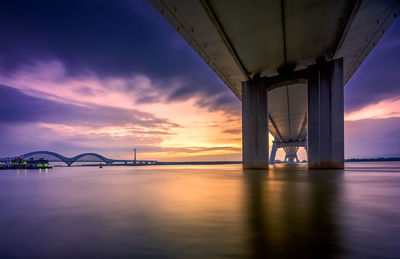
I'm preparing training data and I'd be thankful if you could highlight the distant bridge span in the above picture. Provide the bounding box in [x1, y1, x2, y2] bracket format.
[0, 151, 157, 166]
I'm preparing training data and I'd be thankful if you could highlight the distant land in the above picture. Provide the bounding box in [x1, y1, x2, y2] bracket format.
[157, 158, 400, 165]
[3, 157, 400, 168]
[345, 157, 400, 162]
[155, 161, 241, 165]
[90, 158, 400, 166]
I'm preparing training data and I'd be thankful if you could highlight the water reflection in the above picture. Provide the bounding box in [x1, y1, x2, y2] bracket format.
[244, 168, 344, 258]
[0, 164, 399, 258]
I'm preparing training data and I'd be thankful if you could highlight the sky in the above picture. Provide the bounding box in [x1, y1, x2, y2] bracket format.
[0, 0, 399, 161]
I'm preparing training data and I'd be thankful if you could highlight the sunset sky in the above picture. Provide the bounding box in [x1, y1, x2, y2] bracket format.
[0, 0, 399, 161]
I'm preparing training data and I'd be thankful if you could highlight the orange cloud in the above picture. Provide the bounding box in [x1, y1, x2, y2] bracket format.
[0, 61, 244, 161]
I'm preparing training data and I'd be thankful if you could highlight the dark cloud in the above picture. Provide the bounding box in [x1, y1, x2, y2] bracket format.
[345, 19, 400, 112]
[222, 129, 241, 135]
[168, 84, 197, 101]
[0, 0, 171, 76]
[0, 0, 237, 111]
[195, 93, 240, 115]
[0, 84, 179, 129]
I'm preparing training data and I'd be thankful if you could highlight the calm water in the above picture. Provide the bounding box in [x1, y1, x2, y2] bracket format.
[1, 163, 400, 258]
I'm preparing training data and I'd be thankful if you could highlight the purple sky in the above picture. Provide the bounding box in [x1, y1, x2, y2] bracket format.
[0, 0, 399, 160]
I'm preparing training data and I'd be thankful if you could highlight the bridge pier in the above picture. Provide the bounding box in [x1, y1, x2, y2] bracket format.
[284, 147, 299, 164]
[307, 59, 344, 169]
[269, 141, 278, 164]
[242, 58, 344, 170]
[242, 79, 268, 169]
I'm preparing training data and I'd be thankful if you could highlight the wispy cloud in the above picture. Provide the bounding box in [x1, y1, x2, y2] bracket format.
[0, 61, 242, 161]
[345, 97, 400, 121]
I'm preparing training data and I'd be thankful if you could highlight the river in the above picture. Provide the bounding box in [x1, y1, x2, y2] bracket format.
[1, 162, 399, 258]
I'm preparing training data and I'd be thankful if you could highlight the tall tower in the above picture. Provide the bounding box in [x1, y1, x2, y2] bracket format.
[134, 148, 137, 162]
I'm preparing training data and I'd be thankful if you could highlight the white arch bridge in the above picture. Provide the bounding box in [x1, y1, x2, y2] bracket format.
[0, 151, 157, 166]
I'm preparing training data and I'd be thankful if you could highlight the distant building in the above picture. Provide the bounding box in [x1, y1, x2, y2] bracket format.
[11, 157, 25, 166]
[7, 157, 50, 169]
[27, 158, 50, 167]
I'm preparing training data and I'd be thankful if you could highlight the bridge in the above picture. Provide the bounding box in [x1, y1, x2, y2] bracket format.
[0, 151, 157, 167]
[150, 0, 399, 169]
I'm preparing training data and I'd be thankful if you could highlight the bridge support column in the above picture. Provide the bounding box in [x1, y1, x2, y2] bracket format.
[242, 79, 268, 169]
[307, 58, 344, 169]
[284, 147, 300, 164]
[269, 141, 277, 165]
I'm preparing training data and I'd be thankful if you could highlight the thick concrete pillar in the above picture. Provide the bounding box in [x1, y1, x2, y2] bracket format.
[242, 80, 269, 169]
[307, 58, 344, 169]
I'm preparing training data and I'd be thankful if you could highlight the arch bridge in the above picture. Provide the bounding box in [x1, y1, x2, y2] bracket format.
[1, 151, 157, 166]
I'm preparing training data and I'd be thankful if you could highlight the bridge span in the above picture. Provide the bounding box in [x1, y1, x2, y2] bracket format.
[150, 0, 399, 169]
[0, 151, 157, 167]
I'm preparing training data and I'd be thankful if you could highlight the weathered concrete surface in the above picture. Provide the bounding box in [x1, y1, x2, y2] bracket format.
[307, 59, 344, 169]
[242, 80, 268, 169]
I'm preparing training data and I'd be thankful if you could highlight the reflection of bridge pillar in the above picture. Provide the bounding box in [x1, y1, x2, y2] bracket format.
[307, 59, 344, 169]
[242, 79, 268, 169]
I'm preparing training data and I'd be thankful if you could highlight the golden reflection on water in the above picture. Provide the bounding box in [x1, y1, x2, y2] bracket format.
[243, 168, 345, 258]
[133, 165, 346, 257]
[1, 163, 400, 258]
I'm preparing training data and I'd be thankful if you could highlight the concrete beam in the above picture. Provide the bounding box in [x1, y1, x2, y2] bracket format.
[247, 68, 308, 91]
[307, 59, 344, 169]
[275, 140, 307, 148]
[242, 80, 268, 169]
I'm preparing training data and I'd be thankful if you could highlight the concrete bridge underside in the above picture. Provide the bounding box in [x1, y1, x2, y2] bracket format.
[150, 0, 399, 169]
